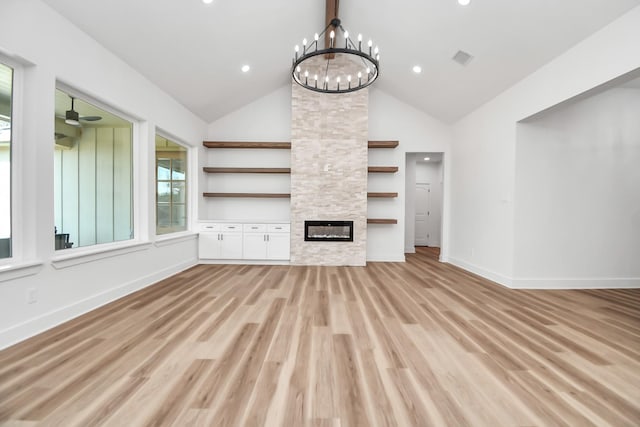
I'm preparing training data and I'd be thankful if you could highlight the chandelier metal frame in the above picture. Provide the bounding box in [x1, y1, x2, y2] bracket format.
[291, 18, 380, 94]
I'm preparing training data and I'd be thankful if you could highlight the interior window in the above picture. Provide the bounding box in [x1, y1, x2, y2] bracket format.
[156, 135, 188, 235]
[0, 62, 13, 259]
[54, 88, 133, 250]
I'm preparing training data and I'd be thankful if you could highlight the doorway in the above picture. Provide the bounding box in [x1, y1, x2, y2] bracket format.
[405, 153, 444, 254]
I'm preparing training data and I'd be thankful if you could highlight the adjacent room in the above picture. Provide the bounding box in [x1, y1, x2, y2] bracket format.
[1, 0, 639, 425]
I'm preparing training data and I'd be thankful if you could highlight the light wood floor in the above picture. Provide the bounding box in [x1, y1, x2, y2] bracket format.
[1, 248, 639, 426]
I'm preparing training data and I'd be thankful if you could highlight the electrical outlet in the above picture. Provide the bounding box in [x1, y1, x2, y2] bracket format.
[27, 288, 38, 304]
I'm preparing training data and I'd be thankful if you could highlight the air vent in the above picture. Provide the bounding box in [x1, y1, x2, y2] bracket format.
[452, 50, 473, 66]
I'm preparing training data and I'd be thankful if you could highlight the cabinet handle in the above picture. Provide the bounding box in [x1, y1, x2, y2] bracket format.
[221, 234, 224, 241]
[267, 235, 270, 242]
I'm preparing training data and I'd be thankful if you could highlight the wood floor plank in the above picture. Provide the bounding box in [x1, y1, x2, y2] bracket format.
[0, 247, 638, 426]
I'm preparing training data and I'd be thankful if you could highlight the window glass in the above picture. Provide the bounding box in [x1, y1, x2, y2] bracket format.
[54, 88, 133, 250]
[0, 63, 13, 259]
[156, 135, 188, 235]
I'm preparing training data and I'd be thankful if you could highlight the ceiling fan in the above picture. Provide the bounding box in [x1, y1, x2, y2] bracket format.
[64, 96, 102, 126]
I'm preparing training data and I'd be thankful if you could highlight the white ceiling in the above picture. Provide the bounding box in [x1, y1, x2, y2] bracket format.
[41, 0, 640, 124]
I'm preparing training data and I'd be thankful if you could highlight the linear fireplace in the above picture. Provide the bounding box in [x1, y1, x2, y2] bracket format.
[304, 220, 354, 242]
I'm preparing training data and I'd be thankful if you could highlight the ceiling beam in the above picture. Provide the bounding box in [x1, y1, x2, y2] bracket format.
[325, 0, 339, 49]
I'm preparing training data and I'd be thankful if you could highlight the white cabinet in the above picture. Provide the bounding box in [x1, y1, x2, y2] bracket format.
[241, 223, 290, 260]
[199, 223, 243, 260]
[243, 224, 268, 259]
[266, 224, 290, 260]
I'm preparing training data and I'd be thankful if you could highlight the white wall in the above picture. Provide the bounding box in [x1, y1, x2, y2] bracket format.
[514, 87, 640, 288]
[203, 86, 292, 221]
[450, 6, 640, 287]
[0, 0, 207, 349]
[205, 85, 452, 262]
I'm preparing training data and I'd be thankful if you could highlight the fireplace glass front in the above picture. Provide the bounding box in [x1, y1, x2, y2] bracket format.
[304, 220, 354, 242]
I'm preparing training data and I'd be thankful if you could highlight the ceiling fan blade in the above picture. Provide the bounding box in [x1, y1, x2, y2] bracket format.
[80, 115, 102, 122]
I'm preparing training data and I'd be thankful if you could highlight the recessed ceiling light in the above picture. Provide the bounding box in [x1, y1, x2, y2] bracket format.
[202, 0, 213, 4]
[241, 65, 250, 73]
[458, 0, 471, 5]
[412, 65, 422, 74]
[424, 157, 430, 161]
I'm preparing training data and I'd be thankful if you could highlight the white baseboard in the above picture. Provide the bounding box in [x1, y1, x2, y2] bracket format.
[198, 259, 290, 265]
[446, 257, 513, 288]
[367, 254, 406, 263]
[0, 259, 197, 350]
[511, 277, 640, 289]
[404, 247, 416, 254]
[447, 257, 640, 290]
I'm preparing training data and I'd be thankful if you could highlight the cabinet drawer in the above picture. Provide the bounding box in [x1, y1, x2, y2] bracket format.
[268, 224, 290, 233]
[200, 223, 221, 232]
[243, 224, 267, 232]
[221, 223, 243, 232]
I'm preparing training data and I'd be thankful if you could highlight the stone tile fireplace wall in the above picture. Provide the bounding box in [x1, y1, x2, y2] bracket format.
[290, 83, 368, 266]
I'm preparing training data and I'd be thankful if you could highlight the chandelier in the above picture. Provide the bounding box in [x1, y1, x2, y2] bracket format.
[291, 17, 380, 94]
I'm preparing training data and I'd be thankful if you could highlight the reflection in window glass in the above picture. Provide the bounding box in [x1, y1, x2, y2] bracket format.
[0, 62, 13, 259]
[53, 88, 133, 250]
[156, 135, 188, 235]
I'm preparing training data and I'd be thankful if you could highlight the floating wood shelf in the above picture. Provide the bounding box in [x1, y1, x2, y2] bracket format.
[203, 141, 291, 149]
[368, 140, 399, 149]
[367, 218, 398, 224]
[203, 193, 291, 198]
[368, 166, 398, 173]
[367, 192, 398, 198]
[203, 167, 291, 174]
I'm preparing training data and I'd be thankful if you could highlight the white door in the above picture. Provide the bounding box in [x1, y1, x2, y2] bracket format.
[415, 183, 429, 246]
[267, 233, 290, 260]
[199, 233, 221, 259]
[243, 232, 268, 259]
[219, 232, 243, 259]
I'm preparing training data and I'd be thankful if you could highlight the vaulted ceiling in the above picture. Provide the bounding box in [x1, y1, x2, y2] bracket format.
[41, 0, 640, 123]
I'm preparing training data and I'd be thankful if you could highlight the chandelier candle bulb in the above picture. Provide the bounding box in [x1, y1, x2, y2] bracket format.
[303, 38, 307, 53]
[358, 33, 362, 50]
[368, 39, 373, 55]
[295, 45, 299, 61]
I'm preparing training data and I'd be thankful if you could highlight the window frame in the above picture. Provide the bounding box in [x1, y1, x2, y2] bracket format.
[51, 82, 143, 263]
[0, 54, 23, 267]
[155, 132, 190, 236]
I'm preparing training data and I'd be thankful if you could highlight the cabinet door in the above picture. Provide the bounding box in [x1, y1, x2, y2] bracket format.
[267, 233, 290, 260]
[199, 233, 220, 259]
[243, 232, 268, 259]
[219, 232, 243, 259]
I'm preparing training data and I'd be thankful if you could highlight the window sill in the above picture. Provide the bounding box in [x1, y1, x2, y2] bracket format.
[51, 240, 152, 270]
[0, 260, 44, 283]
[154, 232, 198, 247]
